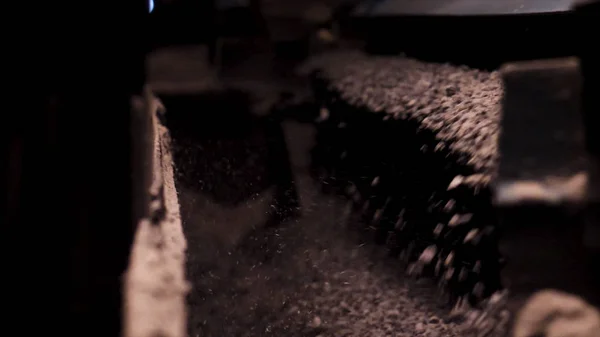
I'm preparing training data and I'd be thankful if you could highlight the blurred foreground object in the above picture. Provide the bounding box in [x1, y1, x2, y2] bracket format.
[513, 289, 600, 337]
[493, 3, 600, 327]
[126, 88, 189, 337]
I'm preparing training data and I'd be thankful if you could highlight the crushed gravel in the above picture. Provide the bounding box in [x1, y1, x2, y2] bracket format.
[302, 50, 503, 177]
[178, 122, 469, 337]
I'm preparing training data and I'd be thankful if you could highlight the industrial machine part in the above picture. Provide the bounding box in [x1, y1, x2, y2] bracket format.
[494, 56, 600, 336]
[495, 2, 600, 335]
[577, 0, 600, 271]
[494, 57, 593, 297]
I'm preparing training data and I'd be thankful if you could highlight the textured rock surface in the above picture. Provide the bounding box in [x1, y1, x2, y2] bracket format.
[303, 50, 503, 176]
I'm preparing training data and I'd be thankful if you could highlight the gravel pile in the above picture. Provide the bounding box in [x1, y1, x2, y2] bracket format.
[304, 51, 505, 310]
[304, 50, 502, 175]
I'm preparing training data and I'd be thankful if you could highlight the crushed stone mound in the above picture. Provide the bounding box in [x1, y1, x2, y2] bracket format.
[304, 50, 507, 336]
[303, 50, 503, 177]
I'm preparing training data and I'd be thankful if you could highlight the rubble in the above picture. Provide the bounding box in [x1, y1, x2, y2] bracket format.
[306, 50, 504, 309]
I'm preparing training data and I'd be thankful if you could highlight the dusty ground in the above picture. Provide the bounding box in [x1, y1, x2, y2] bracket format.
[175, 121, 466, 337]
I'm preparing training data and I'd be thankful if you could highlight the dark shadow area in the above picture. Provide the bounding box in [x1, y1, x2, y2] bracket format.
[345, 12, 582, 70]
[498, 205, 600, 308]
[148, 0, 216, 50]
[4, 0, 146, 335]
[164, 90, 298, 209]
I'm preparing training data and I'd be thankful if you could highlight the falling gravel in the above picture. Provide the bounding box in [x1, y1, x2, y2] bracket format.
[301, 50, 510, 336]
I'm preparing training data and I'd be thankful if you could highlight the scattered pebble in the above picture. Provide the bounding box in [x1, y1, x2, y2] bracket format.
[309, 316, 322, 328]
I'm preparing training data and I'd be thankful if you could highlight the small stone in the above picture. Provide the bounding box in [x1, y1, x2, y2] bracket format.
[458, 267, 468, 282]
[446, 86, 457, 96]
[387, 309, 400, 317]
[473, 282, 485, 298]
[287, 305, 300, 314]
[443, 199, 456, 213]
[434, 260, 442, 277]
[445, 267, 455, 280]
[463, 228, 479, 243]
[415, 322, 425, 332]
[448, 213, 473, 227]
[318, 107, 330, 122]
[434, 142, 445, 151]
[310, 316, 322, 328]
[418, 245, 437, 265]
[433, 223, 444, 237]
[448, 175, 465, 190]
[444, 251, 454, 267]
[372, 209, 383, 224]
